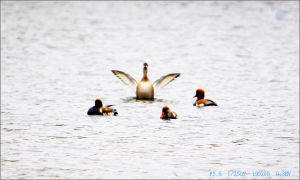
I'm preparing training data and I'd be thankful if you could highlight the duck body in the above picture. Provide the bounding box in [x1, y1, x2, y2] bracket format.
[137, 80, 154, 100]
[160, 106, 178, 120]
[193, 89, 217, 107]
[194, 99, 217, 106]
[87, 99, 118, 116]
[87, 106, 103, 115]
[112, 62, 180, 100]
[136, 68, 154, 99]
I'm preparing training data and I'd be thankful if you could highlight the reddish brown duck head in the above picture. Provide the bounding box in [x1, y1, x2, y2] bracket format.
[160, 106, 170, 119]
[193, 89, 205, 99]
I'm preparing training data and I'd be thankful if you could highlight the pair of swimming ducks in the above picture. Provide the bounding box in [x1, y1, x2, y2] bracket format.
[87, 63, 217, 119]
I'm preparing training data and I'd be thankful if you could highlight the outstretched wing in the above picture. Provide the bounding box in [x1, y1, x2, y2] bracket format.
[111, 70, 138, 92]
[153, 73, 180, 92]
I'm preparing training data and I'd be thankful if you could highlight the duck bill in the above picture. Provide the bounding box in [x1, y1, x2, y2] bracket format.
[193, 95, 196, 98]
[160, 112, 165, 119]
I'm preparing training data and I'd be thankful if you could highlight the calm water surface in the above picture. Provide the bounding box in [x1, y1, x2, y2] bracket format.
[1, 1, 299, 179]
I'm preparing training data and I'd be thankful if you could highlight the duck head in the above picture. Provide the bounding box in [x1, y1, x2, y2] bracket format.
[143, 62, 148, 74]
[160, 106, 170, 118]
[95, 99, 103, 108]
[193, 89, 205, 99]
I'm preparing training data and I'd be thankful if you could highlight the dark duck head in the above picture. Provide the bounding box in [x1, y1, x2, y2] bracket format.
[143, 62, 148, 73]
[95, 99, 103, 108]
[160, 106, 170, 119]
[193, 88, 205, 100]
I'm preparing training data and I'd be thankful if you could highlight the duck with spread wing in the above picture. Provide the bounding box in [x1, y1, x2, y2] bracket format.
[112, 62, 180, 100]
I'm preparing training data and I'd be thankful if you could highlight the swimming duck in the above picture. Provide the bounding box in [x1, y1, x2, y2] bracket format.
[193, 89, 217, 106]
[112, 62, 180, 100]
[160, 106, 178, 119]
[87, 99, 118, 116]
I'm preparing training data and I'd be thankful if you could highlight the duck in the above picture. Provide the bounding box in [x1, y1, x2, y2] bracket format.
[87, 99, 118, 116]
[193, 89, 218, 106]
[160, 106, 178, 119]
[112, 62, 180, 100]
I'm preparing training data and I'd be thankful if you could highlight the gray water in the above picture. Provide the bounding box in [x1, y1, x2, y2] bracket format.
[1, 1, 299, 179]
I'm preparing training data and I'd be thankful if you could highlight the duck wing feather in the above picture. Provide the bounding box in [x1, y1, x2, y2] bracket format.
[111, 70, 138, 92]
[153, 73, 180, 92]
